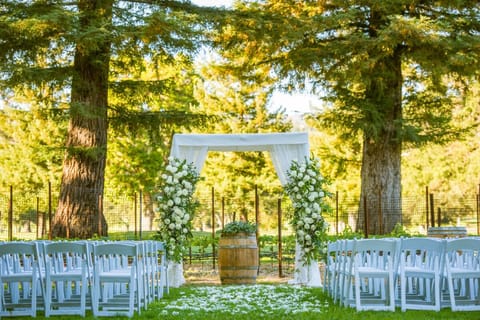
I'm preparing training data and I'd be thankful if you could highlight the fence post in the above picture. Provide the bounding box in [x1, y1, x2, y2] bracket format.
[48, 182, 52, 240]
[437, 207, 442, 227]
[277, 198, 283, 278]
[255, 185, 260, 275]
[429, 193, 435, 228]
[477, 187, 479, 236]
[363, 196, 369, 239]
[425, 186, 429, 230]
[211, 186, 215, 270]
[134, 192, 138, 239]
[36, 197, 40, 239]
[335, 191, 339, 235]
[477, 184, 480, 235]
[98, 194, 103, 236]
[221, 197, 225, 230]
[139, 190, 143, 240]
[8, 186, 13, 241]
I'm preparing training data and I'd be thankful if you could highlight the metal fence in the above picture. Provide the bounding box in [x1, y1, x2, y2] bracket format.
[1, 184, 479, 241]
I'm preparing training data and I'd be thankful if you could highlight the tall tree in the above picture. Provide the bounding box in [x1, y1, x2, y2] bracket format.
[0, 0, 223, 238]
[213, 0, 480, 233]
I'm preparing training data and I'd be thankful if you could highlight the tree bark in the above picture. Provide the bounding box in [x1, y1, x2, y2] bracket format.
[52, 0, 113, 239]
[358, 48, 403, 235]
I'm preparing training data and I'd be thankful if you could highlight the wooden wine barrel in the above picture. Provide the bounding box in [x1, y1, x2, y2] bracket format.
[218, 232, 259, 284]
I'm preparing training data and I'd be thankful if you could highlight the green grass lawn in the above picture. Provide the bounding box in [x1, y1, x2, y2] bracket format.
[16, 284, 479, 320]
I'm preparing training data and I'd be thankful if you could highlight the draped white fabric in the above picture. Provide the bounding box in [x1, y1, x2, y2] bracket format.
[168, 132, 321, 287]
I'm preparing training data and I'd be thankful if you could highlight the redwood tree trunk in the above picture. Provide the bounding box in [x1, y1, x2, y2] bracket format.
[52, 0, 113, 238]
[358, 48, 403, 235]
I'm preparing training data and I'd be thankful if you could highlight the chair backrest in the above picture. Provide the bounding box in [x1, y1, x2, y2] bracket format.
[445, 238, 480, 269]
[354, 238, 397, 269]
[43, 241, 88, 273]
[400, 237, 445, 270]
[445, 237, 480, 252]
[0, 242, 37, 256]
[0, 242, 39, 277]
[93, 243, 138, 271]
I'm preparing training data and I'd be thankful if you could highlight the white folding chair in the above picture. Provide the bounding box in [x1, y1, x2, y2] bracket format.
[43, 241, 91, 317]
[399, 237, 445, 311]
[323, 241, 339, 297]
[346, 238, 397, 311]
[444, 238, 480, 311]
[338, 239, 355, 306]
[153, 241, 169, 299]
[0, 242, 41, 317]
[92, 242, 142, 317]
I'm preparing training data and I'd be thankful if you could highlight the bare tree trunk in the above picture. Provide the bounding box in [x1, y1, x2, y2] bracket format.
[358, 49, 403, 235]
[52, 0, 113, 239]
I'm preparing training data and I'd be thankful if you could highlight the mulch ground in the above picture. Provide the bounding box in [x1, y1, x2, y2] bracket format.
[183, 263, 295, 285]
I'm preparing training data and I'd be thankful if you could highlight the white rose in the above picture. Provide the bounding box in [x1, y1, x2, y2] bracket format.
[175, 223, 182, 230]
[298, 181, 304, 187]
[169, 223, 175, 230]
[167, 200, 174, 207]
[164, 218, 170, 225]
[183, 228, 188, 234]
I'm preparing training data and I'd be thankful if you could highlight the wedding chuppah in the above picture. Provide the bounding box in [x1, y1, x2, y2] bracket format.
[162, 132, 327, 287]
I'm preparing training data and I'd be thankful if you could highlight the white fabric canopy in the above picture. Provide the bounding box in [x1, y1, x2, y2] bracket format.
[170, 132, 310, 185]
[168, 132, 321, 287]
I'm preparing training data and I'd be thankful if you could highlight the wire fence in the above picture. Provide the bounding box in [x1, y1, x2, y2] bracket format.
[1, 184, 479, 241]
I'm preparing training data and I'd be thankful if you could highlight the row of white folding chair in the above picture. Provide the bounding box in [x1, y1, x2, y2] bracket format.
[325, 237, 480, 312]
[0, 240, 168, 318]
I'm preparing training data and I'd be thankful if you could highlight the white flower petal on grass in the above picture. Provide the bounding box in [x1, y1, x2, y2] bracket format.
[158, 285, 324, 316]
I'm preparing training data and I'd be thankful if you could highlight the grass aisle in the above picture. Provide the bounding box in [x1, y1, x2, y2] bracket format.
[144, 284, 480, 320]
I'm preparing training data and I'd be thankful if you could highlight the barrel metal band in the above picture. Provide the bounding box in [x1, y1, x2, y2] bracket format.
[219, 266, 258, 270]
[218, 245, 258, 249]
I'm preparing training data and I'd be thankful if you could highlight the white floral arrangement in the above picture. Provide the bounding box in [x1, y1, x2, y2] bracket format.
[284, 156, 330, 264]
[157, 157, 201, 263]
